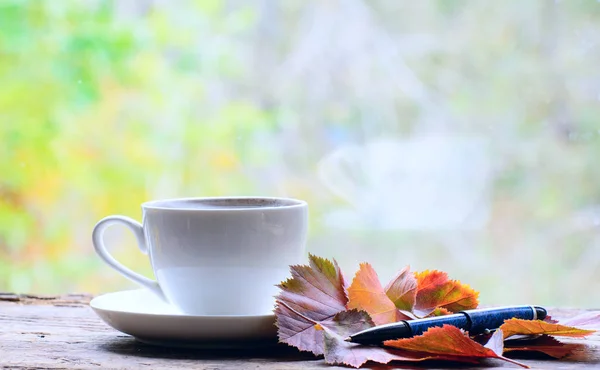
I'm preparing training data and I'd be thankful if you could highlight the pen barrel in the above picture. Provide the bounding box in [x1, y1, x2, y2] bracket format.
[465, 306, 534, 335]
[408, 313, 469, 337]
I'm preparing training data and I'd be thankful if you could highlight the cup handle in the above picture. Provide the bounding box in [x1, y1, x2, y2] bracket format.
[92, 215, 166, 301]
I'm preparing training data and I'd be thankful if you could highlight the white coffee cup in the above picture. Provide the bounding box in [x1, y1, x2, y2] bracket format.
[92, 196, 308, 316]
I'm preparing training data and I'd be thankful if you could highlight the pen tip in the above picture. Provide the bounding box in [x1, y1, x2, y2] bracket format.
[344, 336, 352, 342]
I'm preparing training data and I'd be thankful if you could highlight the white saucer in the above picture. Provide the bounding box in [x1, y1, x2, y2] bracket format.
[90, 289, 278, 348]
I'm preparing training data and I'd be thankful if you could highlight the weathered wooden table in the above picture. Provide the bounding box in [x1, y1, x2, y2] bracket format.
[1, 293, 599, 369]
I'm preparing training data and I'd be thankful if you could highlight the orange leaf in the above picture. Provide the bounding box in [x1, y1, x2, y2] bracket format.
[347, 263, 411, 325]
[385, 326, 528, 368]
[428, 306, 453, 317]
[413, 270, 479, 317]
[500, 318, 596, 340]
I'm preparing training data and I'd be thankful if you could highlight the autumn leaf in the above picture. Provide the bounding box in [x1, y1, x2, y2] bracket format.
[275, 254, 348, 355]
[428, 306, 453, 317]
[321, 310, 414, 368]
[322, 310, 385, 368]
[275, 255, 600, 368]
[500, 318, 596, 340]
[278, 292, 476, 368]
[385, 325, 528, 368]
[321, 310, 488, 368]
[413, 270, 479, 317]
[504, 335, 585, 359]
[276, 302, 409, 368]
[348, 265, 478, 321]
[384, 266, 417, 312]
[347, 263, 413, 325]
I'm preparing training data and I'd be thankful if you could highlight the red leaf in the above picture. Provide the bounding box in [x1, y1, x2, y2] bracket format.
[384, 266, 417, 312]
[384, 326, 529, 368]
[414, 270, 479, 317]
[500, 318, 596, 340]
[504, 335, 584, 359]
[275, 254, 348, 355]
[321, 310, 484, 368]
[347, 263, 412, 325]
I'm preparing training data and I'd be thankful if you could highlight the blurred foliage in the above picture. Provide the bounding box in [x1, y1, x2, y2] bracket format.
[0, 0, 274, 293]
[1, 0, 600, 307]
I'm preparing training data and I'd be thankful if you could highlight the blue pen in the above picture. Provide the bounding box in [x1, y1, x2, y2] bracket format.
[345, 305, 547, 344]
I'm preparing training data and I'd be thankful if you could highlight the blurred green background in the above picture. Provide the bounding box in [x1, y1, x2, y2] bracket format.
[1, 0, 600, 307]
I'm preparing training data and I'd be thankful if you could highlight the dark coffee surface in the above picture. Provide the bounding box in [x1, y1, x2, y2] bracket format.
[146, 198, 300, 210]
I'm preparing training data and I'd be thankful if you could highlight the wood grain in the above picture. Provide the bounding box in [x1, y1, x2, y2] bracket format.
[0, 296, 598, 369]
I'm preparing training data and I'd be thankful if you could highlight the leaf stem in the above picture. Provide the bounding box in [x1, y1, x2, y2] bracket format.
[499, 355, 530, 368]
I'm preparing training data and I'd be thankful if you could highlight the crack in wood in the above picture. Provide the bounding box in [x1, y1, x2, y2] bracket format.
[0, 293, 93, 306]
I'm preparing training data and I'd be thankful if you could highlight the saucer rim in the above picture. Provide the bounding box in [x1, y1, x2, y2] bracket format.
[89, 289, 277, 318]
